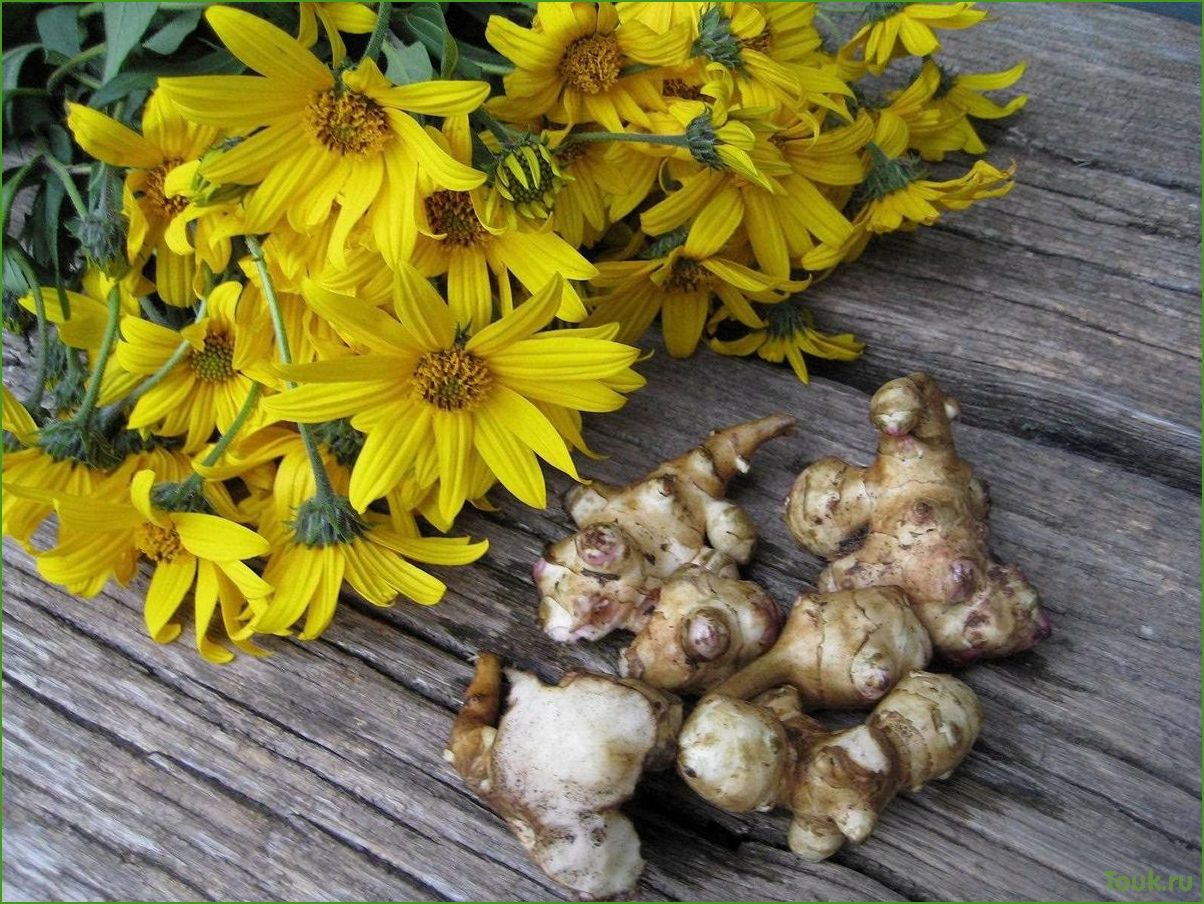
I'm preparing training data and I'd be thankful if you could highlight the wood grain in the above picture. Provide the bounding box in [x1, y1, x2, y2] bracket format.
[2, 4, 1200, 902]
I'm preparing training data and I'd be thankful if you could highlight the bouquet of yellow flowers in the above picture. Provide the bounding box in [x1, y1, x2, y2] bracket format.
[1, 1, 1026, 661]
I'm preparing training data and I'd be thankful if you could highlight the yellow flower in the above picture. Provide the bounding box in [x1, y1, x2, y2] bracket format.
[23, 469, 272, 662]
[115, 282, 272, 450]
[641, 68, 852, 277]
[908, 61, 1028, 161]
[640, 64, 771, 188]
[688, 2, 852, 113]
[411, 116, 596, 331]
[616, 1, 706, 35]
[66, 93, 220, 306]
[263, 269, 642, 520]
[486, 1, 690, 131]
[18, 267, 146, 406]
[711, 302, 864, 383]
[158, 6, 489, 264]
[585, 200, 805, 357]
[296, 1, 376, 66]
[803, 149, 1015, 269]
[226, 429, 487, 639]
[842, 2, 986, 75]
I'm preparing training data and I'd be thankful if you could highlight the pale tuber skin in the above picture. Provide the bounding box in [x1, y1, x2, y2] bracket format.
[619, 565, 783, 695]
[677, 671, 982, 861]
[534, 414, 795, 650]
[446, 653, 682, 901]
[784, 373, 1051, 664]
[709, 587, 933, 709]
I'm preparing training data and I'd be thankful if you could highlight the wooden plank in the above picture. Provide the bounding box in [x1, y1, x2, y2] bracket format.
[803, 3, 1201, 492]
[2, 4, 1200, 903]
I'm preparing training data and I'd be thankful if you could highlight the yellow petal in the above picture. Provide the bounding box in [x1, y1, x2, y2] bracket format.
[381, 80, 491, 116]
[173, 512, 270, 559]
[349, 403, 431, 512]
[145, 556, 197, 641]
[434, 409, 473, 522]
[661, 292, 709, 357]
[466, 274, 560, 357]
[301, 277, 419, 354]
[205, 5, 331, 87]
[386, 108, 486, 191]
[1, 386, 37, 443]
[263, 380, 397, 423]
[129, 469, 162, 524]
[66, 103, 162, 169]
[392, 263, 456, 350]
[159, 76, 309, 130]
[486, 384, 578, 479]
[474, 401, 546, 508]
[488, 337, 638, 380]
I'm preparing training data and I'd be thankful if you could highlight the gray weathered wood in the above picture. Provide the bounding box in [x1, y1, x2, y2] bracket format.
[2, 4, 1200, 902]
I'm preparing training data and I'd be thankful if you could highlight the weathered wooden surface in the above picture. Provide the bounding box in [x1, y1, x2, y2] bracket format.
[3, 4, 1200, 902]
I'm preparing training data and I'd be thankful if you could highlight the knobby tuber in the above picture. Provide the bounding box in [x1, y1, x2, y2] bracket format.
[619, 565, 783, 695]
[785, 373, 1050, 663]
[446, 653, 682, 900]
[677, 671, 982, 861]
[709, 587, 932, 709]
[534, 415, 794, 690]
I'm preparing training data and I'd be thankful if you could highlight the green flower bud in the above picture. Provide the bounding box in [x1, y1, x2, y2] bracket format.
[291, 493, 367, 547]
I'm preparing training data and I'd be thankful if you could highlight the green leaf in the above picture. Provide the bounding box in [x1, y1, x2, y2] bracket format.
[102, 3, 160, 83]
[37, 6, 82, 59]
[382, 38, 434, 85]
[457, 41, 513, 76]
[406, 3, 471, 79]
[143, 8, 203, 55]
[88, 48, 242, 108]
[89, 71, 157, 108]
[2, 44, 39, 88]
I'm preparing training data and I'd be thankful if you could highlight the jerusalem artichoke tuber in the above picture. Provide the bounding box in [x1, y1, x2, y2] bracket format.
[446, 653, 682, 900]
[677, 671, 982, 861]
[533, 415, 793, 689]
[785, 373, 1051, 663]
[618, 565, 783, 695]
[709, 587, 932, 709]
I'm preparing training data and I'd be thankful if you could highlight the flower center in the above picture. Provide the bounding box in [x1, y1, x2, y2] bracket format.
[665, 256, 709, 292]
[425, 191, 486, 247]
[558, 33, 622, 94]
[412, 348, 493, 411]
[189, 327, 236, 383]
[740, 29, 773, 55]
[663, 78, 702, 100]
[142, 160, 188, 219]
[306, 89, 391, 155]
[136, 521, 184, 563]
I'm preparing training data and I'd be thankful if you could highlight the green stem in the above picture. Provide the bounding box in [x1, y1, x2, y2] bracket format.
[10, 249, 50, 413]
[200, 382, 260, 468]
[97, 298, 208, 433]
[40, 152, 88, 219]
[1, 157, 40, 231]
[362, 1, 394, 64]
[245, 235, 337, 502]
[73, 285, 121, 425]
[472, 108, 525, 146]
[568, 130, 691, 148]
[47, 44, 106, 91]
